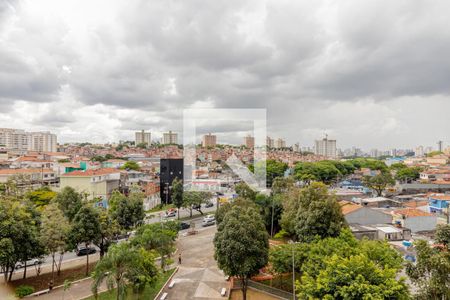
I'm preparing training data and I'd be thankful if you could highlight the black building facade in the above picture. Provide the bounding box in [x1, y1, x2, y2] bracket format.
[159, 158, 183, 204]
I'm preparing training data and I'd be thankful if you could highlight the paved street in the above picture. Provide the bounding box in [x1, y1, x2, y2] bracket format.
[161, 222, 228, 300]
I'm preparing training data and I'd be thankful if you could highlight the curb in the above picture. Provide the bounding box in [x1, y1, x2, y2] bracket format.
[153, 267, 179, 300]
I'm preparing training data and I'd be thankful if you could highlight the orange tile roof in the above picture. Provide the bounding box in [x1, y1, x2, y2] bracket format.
[393, 208, 433, 217]
[0, 168, 54, 175]
[404, 201, 429, 208]
[340, 202, 363, 215]
[62, 168, 120, 177]
[430, 195, 450, 201]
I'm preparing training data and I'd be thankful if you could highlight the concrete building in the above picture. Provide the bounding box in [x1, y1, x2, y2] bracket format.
[0, 128, 29, 151]
[244, 135, 254, 148]
[60, 168, 121, 200]
[135, 130, 151, 146]
[315, 136, 337, 158]
[0, 128, 57, 152]
[391, 208, 437, 233]
[341, 202, 393, 225]
[163, 131, 178, 144]
[274, 138, 286, 149]
[415, 145, 424, 157]
[27, 131, 57, 152]
[202, 133, 217, 148]
[266, 136, 274, 148]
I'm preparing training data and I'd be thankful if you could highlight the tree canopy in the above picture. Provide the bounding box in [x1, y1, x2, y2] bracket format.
[214, 206, 269, 300]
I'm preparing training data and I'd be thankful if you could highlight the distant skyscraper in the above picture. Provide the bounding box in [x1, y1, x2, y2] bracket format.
[293, 143, 300, 152]
[275, 138, 286, 149]
[135, 130, 151, 146]
[437, 140, 443, 152]
[415, 145, 424, 157]
[28, 132, 57, 152]
[244, 135, 254, 148]
[163, 131, 178, 144]
[0, 128, 57, 152]
[314, 136, 337, 158]
[266, 136, 274, 148]
[202, 133, 216, 147]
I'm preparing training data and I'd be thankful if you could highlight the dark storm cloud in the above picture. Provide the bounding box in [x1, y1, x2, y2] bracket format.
[1, 0, 450, 148]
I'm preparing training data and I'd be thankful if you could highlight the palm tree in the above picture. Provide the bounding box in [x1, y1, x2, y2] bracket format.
[91, 243, 158, 300]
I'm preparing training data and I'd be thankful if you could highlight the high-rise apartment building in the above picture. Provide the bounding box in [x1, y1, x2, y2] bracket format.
[0, 128, 28, 151]
[28, 132, 57, 152]
[266, 136, 274, 148]
[275, 138, 286, 149]
[0, 128, 57, 152]
[163, 131, 178, 144]
[314, 136, 337, 158]
[415, 146, 424, 157]
[244, 135, 254, 148]
[202, 133, 216, 147]
[135, 130, 151, 146]
[293, 143, 300, 152]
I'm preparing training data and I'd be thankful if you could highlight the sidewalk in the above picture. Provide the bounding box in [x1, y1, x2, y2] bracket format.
[32, 278, 107, 300]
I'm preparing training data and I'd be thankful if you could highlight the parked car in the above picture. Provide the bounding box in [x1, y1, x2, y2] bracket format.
[164, 210, 177, 218]
[76, 247, 97, 256]
[180, 222, 191, 230]
[15, 258, 43, 269]
[205, 201, 214, 208]
[202, 215, 216, 227]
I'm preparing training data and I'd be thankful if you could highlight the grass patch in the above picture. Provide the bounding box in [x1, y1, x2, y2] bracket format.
[85, 268, 176, 300]
[145, 204, 175, 214]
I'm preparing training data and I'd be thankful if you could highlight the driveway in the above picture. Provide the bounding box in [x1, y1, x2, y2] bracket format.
[161, 224, 228, 299]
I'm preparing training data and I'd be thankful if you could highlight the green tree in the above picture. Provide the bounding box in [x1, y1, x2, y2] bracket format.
[94, 209, 120, 258]
[435, 224, 450, 248]
[182, 191, 212, 217]
[91, 242, 159, 300]
[281, 183, 346, 241]
[298, 254, 409, 299]
[171, 178, 183, 219]
[234, 182, 257, 200]
[395, 167, 422, 183]
[54, 187, 83, 221]
[70, 205, 101, 275]
[132, 222, 178, 270]
[40, 203, 70, 282]
[215, 197, 258, 225]
[363, 173, 395, 196]
[121, 161, 140, 171]
[136, 142, 148, 149]
[214, 206, 269, 300]
[294, 161, 342, 184]
[0, 197, 43, 281]
[406, 240, 450, 299]
[112, 192, 145, 230]
[26, 187, 57, 208]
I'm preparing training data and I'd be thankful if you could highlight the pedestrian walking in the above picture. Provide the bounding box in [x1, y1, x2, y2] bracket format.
[178, 253, 182, 264]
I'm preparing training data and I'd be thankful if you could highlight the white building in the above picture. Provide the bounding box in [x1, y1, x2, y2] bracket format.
[0, 128, 57, 152]
[0, 128, 28, 151]
[315, 136, 337, 158]
[266, 136, 274, 148]
[135, 130, 151, 146]
[163, 131, 178, 144]
[274, 138, 286, 149]
[28, 132, 57, 152]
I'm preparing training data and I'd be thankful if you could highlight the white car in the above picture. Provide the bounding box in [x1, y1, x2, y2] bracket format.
[15, 258, 44, 269]
[202, 215, 216, 227]
[164, 210, 177, 218]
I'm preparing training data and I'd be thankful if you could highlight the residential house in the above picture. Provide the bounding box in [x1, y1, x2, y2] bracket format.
[391, 208, 437, 232]
[428, 194, 450, 213]
[60, 168, 121, 201]
[340, 201, 393, 225]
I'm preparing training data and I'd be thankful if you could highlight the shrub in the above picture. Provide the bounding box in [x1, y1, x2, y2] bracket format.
[15, 285, 34, 298]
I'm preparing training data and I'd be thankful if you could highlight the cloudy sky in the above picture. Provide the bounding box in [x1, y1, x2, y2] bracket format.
[1, 0, 449, 150]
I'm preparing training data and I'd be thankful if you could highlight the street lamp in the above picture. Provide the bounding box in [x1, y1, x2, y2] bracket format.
[288, 240, 296, 300]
